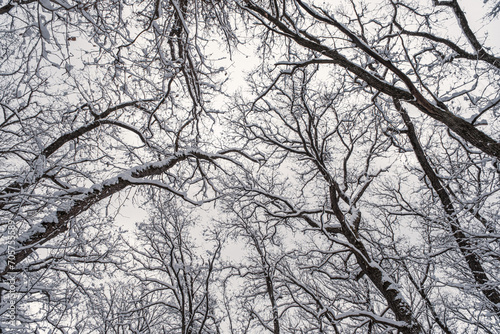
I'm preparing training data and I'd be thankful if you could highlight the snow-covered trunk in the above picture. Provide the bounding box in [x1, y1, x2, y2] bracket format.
[398, 100, 500, 317]
[328, 184, 423, 333]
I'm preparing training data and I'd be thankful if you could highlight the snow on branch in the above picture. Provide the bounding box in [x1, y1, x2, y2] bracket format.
[0, 148, 245, 277]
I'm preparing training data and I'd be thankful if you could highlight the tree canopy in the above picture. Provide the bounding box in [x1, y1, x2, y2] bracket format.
[1, 0, 499, 333]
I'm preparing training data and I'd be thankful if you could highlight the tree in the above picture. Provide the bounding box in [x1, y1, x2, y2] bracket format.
[0, 0, 241, 331]
[230, 64, 423, 333]
[231, 0, 500, 332]
[119, 196, 223, 334]
[242, 0, 500, 158]
[1, 0, 499, 333]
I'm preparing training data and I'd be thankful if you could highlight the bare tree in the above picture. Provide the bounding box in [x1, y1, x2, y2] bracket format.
[0, 0, 242, 331]
[1, 0, 499, 333]
[240, 0, 500, 158]
[229, 1, 500, 332]
[120, 196, 223, 334]
[229, 45, 498, 331]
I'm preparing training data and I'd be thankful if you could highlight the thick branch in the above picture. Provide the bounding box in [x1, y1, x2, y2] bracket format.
[0, 0, 39, 14]
[396, 29, 500, 70]
[243, 1, 500, 159]
[395, 99, 500, 316]
[0, 149, 229, 278]
[0, 3, 14, 14]
[0, 101, 148, 210]
[327, 183, 423, 334]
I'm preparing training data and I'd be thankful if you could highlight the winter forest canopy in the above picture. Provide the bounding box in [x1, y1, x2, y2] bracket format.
[1, 0, 500, 332]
